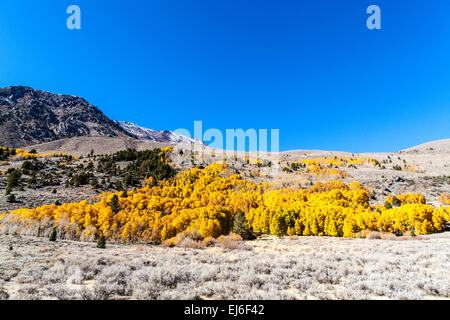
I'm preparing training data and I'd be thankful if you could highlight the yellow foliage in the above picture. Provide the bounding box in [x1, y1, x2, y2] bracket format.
[386, 193, 426, 205]
[1, 146, 77, 160]
[438, 194, 450, 205]
[0, 164, 447, 243]
[161, 146, 174, 154]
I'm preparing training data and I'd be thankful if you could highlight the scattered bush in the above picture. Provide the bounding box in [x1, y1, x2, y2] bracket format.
[202, 236, 218, 247]
[217, 234, 252, 251]
[366, 231, 382, 240]
[177, 230, 203, 242]
[177, 238, 206, 249]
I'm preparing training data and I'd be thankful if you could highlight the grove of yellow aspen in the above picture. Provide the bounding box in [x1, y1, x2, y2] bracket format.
[0, 163, 447, 243]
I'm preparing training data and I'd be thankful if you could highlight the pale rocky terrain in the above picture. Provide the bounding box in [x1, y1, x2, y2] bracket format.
[0, 233, 449, 300]
[26, 136, 170, 158]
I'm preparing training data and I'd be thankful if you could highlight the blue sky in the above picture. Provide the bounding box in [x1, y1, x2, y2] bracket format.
[0, 0, 449, 152]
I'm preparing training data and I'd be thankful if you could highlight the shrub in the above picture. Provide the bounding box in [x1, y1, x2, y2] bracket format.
[7, 169, 21, 189]
[161, 237, 178, 247]
[356, 229, 370, 238]
[217, 234, 252, 250]
[177, 238, 206, 249]
[69, 172, 92, 187]
[177, 230, 203, 242]
[381, 233, 397, 240]
[91, 178, 99, 188]
[202, 236, 218, 247]
[7, 194, 16, 203]
[366, 231, 382, 240]
[22, 160, 32, 170]
[115, 181, 123, 190]
[403, 229, 416, 237]
[123, 174, 134, 187]
[391, 196, 402, 207]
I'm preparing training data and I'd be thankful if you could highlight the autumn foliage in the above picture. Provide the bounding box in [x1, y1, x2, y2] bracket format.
[0, 146, 77, 160]
[438, 194, 450, 205]
[385, 193, 427, 206]
[0, 163, 448, 243]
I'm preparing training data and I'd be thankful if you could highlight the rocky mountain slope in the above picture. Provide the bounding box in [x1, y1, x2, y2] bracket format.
[0, 86, 202, 149]
[0, 86, 132, 148]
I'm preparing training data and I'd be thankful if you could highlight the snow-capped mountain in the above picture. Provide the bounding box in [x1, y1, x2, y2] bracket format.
[117, 121, 205, 146]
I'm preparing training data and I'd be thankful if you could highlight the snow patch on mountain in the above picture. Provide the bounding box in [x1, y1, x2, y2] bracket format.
[117, 121, 204, 146]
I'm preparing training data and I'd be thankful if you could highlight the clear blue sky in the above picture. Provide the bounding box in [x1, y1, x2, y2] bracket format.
[0, 0, 449, 152]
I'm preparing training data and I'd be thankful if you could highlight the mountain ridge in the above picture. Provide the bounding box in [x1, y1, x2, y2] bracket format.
[0, 86, 200, 148]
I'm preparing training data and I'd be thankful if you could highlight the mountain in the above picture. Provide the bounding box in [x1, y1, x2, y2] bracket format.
[0, 86, 203, 149]
[0, 86, 129, 148]
[117, 121, 204, 146]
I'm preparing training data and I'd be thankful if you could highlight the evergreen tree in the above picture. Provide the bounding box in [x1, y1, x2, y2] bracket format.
[233, 211, 256, 240]
[49, 228, 57, 242]
[97, 233, 106, 249]
[110, 195, 120, 214]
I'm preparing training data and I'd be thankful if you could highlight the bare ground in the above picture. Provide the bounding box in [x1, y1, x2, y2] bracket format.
[0, 233, 449, 300]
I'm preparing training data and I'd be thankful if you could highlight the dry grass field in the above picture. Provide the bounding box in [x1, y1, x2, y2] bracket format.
[1, 232, 449, 300]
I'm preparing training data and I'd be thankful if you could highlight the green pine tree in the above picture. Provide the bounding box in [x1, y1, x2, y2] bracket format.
[233, 211, 256, 240]
[110, 195, 120, 214]
[49, 228, 57, 242]
[97, 233, 106, 249]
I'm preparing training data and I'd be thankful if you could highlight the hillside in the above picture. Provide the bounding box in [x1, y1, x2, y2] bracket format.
[25, 136, 170, 157]
[0, 86, 131, 148]
[401, 139, 450, 154]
